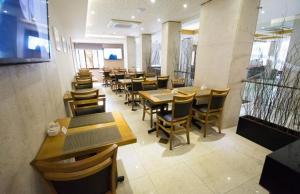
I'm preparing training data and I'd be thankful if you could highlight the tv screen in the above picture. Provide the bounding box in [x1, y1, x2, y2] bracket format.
[0, 0, 50, 64]
[104, 48, 123, 60]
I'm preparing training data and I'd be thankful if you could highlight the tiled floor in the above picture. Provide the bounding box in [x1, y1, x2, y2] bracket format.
[99, 84, 270, 194]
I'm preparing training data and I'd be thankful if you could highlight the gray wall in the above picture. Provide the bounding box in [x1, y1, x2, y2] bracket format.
[0, 1, 75, 193]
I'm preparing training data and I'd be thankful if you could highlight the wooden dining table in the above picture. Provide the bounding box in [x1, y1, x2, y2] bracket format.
[139, 87, 211, 133]
[32, 112, 137, 163]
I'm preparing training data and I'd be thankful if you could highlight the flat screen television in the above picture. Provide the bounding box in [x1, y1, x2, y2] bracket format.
[103, 48, 123, 60]
[0, 0, 50, 65]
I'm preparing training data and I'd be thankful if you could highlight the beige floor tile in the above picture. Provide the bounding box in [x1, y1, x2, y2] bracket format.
[98, 86, 270, 194]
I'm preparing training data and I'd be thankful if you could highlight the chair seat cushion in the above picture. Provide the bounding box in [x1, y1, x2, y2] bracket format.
[157, 111, 173, 122]
[193, 104, 208, 113]
[75, 106, 105, 116]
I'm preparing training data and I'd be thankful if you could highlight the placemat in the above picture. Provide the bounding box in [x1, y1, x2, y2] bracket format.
[68, 112, 114, 128]
[155, 94, 174, 101]
[64, 125, 121, 152]
[147, 89, 170, 95]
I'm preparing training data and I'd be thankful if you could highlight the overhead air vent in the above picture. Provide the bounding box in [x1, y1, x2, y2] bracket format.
[108, 19, 141, 29]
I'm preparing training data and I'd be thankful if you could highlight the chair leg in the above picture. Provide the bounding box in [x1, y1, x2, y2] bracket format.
[156, 119, 160, 137]
[142, 104, 146, 121]
[204, 115, 208, 138]
[217, 114, 222, 133]
[150, 109, 153, 128]
[186, 122, 190, 144]
[169, 125, 174, 150]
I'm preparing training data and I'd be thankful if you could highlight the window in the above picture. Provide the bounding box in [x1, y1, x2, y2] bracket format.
[75, 49, 104, 69]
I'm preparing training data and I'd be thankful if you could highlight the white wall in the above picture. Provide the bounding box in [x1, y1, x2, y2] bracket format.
[0, 1, 75, 193]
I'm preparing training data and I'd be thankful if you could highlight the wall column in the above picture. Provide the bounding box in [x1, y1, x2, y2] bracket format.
[141, 34, 152, 72]
[161, 21, 181, 80]
[194, 0, 260, 128]
[126, 36, 136, 70]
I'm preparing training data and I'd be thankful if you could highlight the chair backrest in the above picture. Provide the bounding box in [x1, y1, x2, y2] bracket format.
[103, 71, 110, 78]
[172, 93, 195, 120]
[118, 68, 127, 73]
[35, 144, 118, 194]
[142, 80, 158, 91]
[208, 89, 230, 112]
[135, 71, 145, 78]
[157, 76, 169, 89]
[115, 73, 125, 81]
[75, 77, 93, 89]
[145, 73, 156, 78]
[171, 78, 185, 88]
[70, 90, 99, 115]
[131, 78, 145, 91]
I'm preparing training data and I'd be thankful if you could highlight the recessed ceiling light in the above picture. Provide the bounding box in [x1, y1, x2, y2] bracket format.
[183, 4, 187, 8]
[140, 27, 144, 31]
[150, 0, 156, 3]
[131, 15, 136, 19]
[3, 10, 8, 14]
[261, 10, 265, 14]
[261, 27, 265, 29]
[157, 18, 161, 22]
[91, 10, 95, 15]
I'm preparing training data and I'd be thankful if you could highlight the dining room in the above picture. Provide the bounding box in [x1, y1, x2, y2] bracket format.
[1, 0, 300, 194]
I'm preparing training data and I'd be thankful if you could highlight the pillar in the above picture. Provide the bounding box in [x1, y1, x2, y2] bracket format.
[161, 21, 181, 79]
[194, 0, 260, 128]
[141, 34, 152, 72]
[126, 36, 136, 70]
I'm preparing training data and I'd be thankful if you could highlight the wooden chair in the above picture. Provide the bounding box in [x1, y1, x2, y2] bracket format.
[171, 78, 185, 88]
[74, 77, 93, 89]
[78, 69, 91, 78]
[103, 71, 111, 87]
[70, 89, 105, 117]
[35, 144, 118, 194]
[157, 76, 169, 89]
[142, 80, 160, 127]
[192, 88, 230, 137]
[127, 77, 144, 111]
[145, 73, 156, 78]
[156, 93, 195, 150]
[112, 73, 125, 94]
[135, 71, 145, 78]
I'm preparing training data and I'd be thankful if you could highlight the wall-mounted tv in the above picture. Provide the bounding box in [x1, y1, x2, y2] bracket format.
[104, 48, 123, 60]
[0, 0, 50, 65]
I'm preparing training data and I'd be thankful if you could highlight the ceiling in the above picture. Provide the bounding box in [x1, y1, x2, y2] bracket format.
[85, 0, 204, 38]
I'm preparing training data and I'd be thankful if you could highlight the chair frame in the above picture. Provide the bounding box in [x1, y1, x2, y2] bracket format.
[141, 80, 159, 127]
[171, 78, 185, 89]
[35, 145, 118, 194]
[69, 89, 106, 117]
[156, 93, 195, 150]
[157, 76, 169, 89]
[128, 77, 145, 111]
[192, 88, 230, 137]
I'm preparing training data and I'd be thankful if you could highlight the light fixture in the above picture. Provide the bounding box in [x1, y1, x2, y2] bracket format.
[91, 10, 95, 15]
[261, 10, 265, 14]
[131, 15, 136, 19]
[140, 27, 144, 31]
[157, 18, 161, 22]
[183, 4, 187, 8]
[150, 0, 156, 3]
[3, 10, 8, 13]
